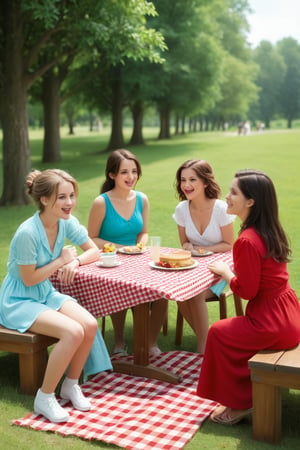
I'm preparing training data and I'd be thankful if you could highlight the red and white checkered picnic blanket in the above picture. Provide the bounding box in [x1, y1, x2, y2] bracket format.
[13, 351, 217, 450]
[50, 249, 233, 318]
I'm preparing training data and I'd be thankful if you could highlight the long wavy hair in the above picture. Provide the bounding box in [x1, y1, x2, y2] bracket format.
[236, 169, 291, 262]
[101, 149, 142, 193]
[175, 159, 221, 201]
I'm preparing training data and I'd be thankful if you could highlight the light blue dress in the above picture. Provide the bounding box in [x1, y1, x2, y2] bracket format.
[99, 191, 144, 245]
[0, 211, 112, 378]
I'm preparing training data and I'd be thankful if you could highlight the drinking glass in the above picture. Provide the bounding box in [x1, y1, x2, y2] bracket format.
[149, 236, 161, 262]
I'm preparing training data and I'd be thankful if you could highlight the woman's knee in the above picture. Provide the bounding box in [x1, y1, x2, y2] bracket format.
[83, 315, 98, 340]
[63, 321, 85, 347]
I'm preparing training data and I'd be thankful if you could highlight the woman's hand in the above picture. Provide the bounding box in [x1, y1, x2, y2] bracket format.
[182, 242, 194, 251]
[57, 246, 78, 283]
[57, 259, 79, 284]
[60, 246, 77, 265]
[208, 261, 234, 284]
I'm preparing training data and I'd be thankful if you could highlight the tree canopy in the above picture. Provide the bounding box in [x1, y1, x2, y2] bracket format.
[0, 0, 165, 205]
[1, 0, 299, 206]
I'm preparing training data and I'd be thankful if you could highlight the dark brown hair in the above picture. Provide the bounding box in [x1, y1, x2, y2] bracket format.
[175, 159, 221, 201]
[101, 149, 142, 193]
[235, 169, 291, 262]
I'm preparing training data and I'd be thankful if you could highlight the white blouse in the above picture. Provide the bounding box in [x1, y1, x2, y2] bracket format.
[173, 199, 235, 247]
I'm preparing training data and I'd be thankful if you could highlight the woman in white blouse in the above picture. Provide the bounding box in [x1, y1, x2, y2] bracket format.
[173, 160, 235, 353]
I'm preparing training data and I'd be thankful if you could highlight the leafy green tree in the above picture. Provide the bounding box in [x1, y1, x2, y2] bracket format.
[146, 0, 256, 138]
[40, 1, 165, 156]
[276, 38, 300, 128]
[209, 54, 258, 129]
[122, 59, 165, 145]
[253, 41, 286, 128]
[147, 0, 225, 139]
[0, 0, 165, 205]
[202, 0, 258, 129]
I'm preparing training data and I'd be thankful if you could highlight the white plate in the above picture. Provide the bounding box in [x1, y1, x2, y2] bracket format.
[118, 247, 147, 255]
[149, 260, 199, 271]
[191, 249, 214, 257]
[95, 261, 121, 268]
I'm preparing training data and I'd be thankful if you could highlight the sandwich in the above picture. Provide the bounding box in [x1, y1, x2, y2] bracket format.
[158, 250, 193, 268]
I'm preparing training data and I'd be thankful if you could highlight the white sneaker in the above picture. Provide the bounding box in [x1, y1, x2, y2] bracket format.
[60, 383, 91, 411]
[34, 389, 69, 423]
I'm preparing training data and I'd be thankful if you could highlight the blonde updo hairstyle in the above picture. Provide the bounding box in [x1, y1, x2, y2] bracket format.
[25, 169, 78, 211]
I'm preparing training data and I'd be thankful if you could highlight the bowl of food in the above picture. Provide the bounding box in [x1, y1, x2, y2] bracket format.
[103, 242, 116, 254]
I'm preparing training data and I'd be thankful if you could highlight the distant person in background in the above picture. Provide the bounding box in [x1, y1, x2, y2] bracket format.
[173, 160, 235, 353]
[88, 149, 167, 357]
[243, 121, 251, 135]
[197, 169, 300, 425]
[237, 122, 244, 135]
[257, 122, 264, 133]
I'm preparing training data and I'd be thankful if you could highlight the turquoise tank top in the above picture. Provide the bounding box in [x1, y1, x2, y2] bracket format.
[98, 191, 144, 245]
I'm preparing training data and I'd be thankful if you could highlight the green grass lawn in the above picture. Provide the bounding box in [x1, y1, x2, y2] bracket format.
[1, 126, 300, 449]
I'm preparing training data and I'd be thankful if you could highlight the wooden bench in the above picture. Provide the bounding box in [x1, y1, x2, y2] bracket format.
[248, 342, 300, 443]
[0, 325, 57, 395]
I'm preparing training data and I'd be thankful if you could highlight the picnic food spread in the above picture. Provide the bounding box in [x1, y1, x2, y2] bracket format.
[157, 250, 193, 268]
[123, 242, 145, 253]
[103, 242, 116, 253]
[197, 248, 207, 255]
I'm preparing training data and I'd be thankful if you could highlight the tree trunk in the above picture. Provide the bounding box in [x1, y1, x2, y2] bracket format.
[42, 70, 62, 162]
[89, 112, 94, 131]
[199, 117, 204, 131]
[204, 116, 209, 131]
[192, 117, 197, 132]
[174, 114, 179, 135]
[180, 116, 185, 134]
[68, 116, 75, 135]
[129, 101, 144, 145]
[0, 2, 30, 205]
[66, 108, 75, 135]
[158, 107, 171, 139]
[107, 66, 124, 151]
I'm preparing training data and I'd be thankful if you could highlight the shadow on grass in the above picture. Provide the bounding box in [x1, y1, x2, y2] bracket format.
[29, 132, 214, 185]
[0, 352, 33, 411]
[196, 389, 300, 450]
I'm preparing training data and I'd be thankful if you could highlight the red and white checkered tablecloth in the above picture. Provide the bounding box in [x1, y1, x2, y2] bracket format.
[13, 351, 217, 450]
[50, 249, 233, 319]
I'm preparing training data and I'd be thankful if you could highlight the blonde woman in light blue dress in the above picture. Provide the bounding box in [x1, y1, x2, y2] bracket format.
[0, 169, 111, 423]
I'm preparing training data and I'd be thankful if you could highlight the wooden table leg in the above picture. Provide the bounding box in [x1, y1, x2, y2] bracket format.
[252, 380, 282, 443]
[112, 302, 181, 384]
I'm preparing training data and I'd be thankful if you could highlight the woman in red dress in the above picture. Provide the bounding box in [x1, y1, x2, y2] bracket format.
[196, 169, 300, 424]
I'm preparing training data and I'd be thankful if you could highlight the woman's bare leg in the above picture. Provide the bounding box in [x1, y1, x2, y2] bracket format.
[149, 299, 168, 350]
[177, 301, 194, 329]
[177, 289, 211, 353]
[110, 309, 127, 351]
[60, 301, 98, 378]
[29, 301, 97, 393]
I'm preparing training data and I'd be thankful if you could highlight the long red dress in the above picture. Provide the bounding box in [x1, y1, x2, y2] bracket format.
[196, 227, 300, 409]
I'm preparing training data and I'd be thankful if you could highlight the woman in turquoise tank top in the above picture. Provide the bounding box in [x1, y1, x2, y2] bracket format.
[88, 149, 167, 357]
